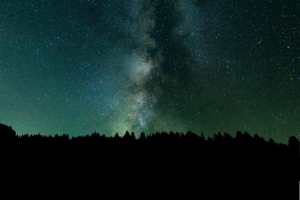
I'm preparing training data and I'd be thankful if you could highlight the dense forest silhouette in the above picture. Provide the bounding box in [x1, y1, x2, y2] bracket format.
[0, 124, 300, 191]
[0, 124, 300, 162]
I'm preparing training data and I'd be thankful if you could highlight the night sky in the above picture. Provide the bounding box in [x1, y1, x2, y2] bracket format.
[0, 0, 299, 144]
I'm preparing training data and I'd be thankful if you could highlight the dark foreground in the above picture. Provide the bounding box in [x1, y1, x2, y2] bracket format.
[0, 123, 299, 199]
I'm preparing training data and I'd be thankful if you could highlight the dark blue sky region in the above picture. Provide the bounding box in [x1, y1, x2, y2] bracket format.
[0, 0, 299, 144]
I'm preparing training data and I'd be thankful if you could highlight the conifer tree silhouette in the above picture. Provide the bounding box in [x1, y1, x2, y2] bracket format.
[114, 133, 120, 140]
[139, 132, 146, 141]
[123, 131, 131, 141]
[268, 138, 275, 145]
[130, 131, 136, 141]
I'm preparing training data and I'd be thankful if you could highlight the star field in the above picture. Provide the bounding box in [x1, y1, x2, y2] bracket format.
[0, 0, 299, 144]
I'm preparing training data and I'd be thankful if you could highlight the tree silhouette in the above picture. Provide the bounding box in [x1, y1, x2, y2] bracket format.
[1, 121, 299, 189]
[139, 132, 146, 141]
[114, 133, 120, 140]
[269, 138, 275, 145]
[0, 123, 17, 141]
[123, 131, 131, 141]
[130, 131, 136, 140]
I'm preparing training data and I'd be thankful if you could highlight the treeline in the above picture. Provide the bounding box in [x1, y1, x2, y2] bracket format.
[1, 122, 299, 165]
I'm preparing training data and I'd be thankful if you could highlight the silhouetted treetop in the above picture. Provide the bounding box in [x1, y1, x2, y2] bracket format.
[0, 123, 17, 139]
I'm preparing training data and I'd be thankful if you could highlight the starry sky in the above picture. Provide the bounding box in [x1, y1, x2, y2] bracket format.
[0, 0, 299, 144]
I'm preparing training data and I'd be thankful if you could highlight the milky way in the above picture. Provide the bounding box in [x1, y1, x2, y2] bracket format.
[0, 0, 299, 144]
